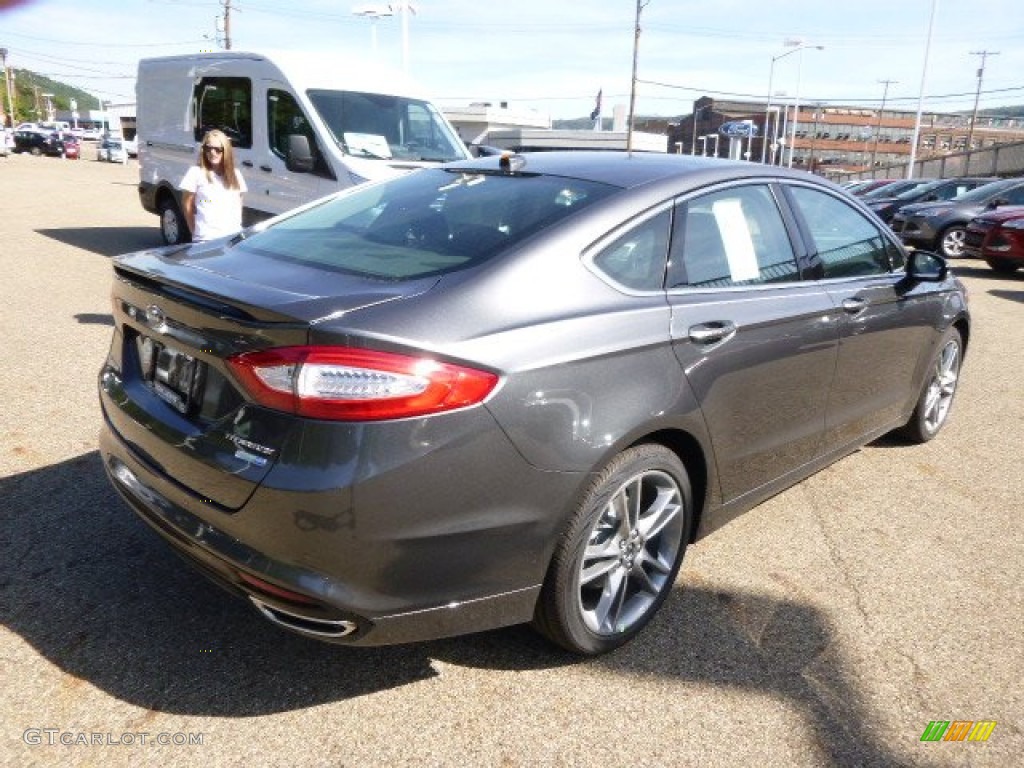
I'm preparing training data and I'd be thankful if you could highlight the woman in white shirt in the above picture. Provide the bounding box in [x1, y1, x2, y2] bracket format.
[180, 129, 248, 242]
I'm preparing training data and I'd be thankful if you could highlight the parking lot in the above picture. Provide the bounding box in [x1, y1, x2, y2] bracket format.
[1, 152, 1021, 767]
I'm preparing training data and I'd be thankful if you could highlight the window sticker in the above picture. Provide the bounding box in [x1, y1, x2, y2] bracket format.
[344, 132, 392, 159]
[712, 199, 760, 282]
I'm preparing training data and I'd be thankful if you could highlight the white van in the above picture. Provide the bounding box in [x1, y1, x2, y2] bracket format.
[137, 50, 470, 244]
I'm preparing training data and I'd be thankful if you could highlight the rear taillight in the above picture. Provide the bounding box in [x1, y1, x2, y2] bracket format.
[227, 346, 498, 421]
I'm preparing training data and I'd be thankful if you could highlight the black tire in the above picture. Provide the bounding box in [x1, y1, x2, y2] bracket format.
[159, 197, 190, 245]
[937, 225, 966, 259]
[30, 146, 42, 157]
[986, 260, 1020, 274]
[898, 326, 963, 443]
[533, 444, 691, 655]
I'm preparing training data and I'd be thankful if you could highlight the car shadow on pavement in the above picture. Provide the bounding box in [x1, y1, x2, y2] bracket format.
[36, 227, 163, 258]
[1, 453, 909, 764]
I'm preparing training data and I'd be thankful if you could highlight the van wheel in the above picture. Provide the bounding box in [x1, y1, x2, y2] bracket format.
[898, 326, 963, 443]
[533, 444, 691, 655]
[159, 199, 189, 245]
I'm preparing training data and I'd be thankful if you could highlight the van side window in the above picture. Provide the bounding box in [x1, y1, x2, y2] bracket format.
[667, 185, 799, 289]
[787, 186, 893, 277]
[267, 89, 331, 179]
[193, 77, 252, 149]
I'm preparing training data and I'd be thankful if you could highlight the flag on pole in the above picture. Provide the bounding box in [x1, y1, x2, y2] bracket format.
[590, 89, 602, 122]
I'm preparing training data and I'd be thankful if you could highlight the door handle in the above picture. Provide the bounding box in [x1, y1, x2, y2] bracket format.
[688, 321, 737, 345]
[242, 160, 253, 167]
[841, 297, 868, 314]
[260, 165, 273, 173]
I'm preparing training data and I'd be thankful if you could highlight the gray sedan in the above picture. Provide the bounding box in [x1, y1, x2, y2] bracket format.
[98, 152, 968, 655]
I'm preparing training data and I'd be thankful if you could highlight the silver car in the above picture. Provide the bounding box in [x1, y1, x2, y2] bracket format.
[98, 152, 969, 655]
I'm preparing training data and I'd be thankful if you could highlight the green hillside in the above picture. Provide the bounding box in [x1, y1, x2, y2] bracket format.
[5, 69, 101, 125]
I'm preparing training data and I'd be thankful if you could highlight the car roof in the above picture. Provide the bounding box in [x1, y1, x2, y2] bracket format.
[444, 151, 827, 191]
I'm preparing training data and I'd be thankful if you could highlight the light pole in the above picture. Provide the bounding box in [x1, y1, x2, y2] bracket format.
[762, 39, 800, 163]
[353, 5, 394, 54]
[786, 43, 824, 168]
[870, 79, 897, 170]
[766, 105, 781, 164]
[907, 0, 938, 179]
[765, 41, 819, 162]
[967, 50, 999, 151]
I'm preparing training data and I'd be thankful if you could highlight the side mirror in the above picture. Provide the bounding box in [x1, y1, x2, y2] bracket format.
[923, 193, 939, 202]
[286, 134, 315, 173]
[902, 249, 948, 286]
[986, 197, 1009, 210]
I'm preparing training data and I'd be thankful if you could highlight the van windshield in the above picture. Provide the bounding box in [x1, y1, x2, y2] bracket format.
[307, 90, 466, 163]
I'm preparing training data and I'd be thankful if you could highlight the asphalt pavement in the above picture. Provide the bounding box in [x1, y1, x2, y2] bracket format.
[1, 151, 1021, 768]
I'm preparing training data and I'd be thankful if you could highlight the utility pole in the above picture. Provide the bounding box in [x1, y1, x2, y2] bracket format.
[870, 79, 898, 169]
[0, 47, 13, 128]
[222, 0, 233, 50]
[626, 0, 648, 153]
[967, 50, 999, 151]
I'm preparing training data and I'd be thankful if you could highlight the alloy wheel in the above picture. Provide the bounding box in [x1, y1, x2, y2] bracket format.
[922, 338, 960, 434]
[577, 469, 684, 636]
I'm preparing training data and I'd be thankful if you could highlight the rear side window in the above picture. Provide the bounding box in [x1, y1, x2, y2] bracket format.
[667, 185, 799, 288]
[592, 210, 671, 291]
[788, 186, 898, 276]
[236, 169, 618, 279]
[193, 77, 252, 149]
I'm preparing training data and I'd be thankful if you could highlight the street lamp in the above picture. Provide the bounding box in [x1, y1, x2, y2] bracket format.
[763, 41, 822, 164]
[352, 4, 394, 54]
[785, 42, 824, 168]
[870, 79, 898, 169]
[706, 133, 720, 158]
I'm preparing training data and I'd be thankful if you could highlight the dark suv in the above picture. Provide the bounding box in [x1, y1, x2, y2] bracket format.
[891, 178, 1024, 258]
[12, 130, 58, 156]
[867, 177, 998, 225]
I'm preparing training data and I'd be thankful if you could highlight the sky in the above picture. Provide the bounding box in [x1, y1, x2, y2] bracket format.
[2, 0, 1024, 122]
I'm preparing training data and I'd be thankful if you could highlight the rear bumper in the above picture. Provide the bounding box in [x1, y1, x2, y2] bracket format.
[98, 392, 577, 645]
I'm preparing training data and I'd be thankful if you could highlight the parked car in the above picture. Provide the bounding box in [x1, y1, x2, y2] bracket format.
[96, 138, 126, 163]
[858, 178, 934, 202]
[98, 152, 969, 656]
[867, 177, 999, 224]
[56, 133, 80, 159]
[848, 179, 898, 196]
[12, 129, 57, 156]
[963, 205, 1024, 273]
[890, 177, 1024, 258]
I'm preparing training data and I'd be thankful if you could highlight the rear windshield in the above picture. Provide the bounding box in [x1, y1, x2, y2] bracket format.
[954, 178, 1019, 203]
[235, 168, 619, 280]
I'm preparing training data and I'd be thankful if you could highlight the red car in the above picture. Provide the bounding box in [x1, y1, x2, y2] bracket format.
[964, 206, 1024, 274]
[57, 133, 80, 160]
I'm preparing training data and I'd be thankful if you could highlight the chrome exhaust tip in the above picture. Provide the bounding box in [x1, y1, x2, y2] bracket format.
[249, 596, 359, 639]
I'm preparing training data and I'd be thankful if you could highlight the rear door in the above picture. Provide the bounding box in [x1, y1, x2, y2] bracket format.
[667, 182, 838, 504]
[783, 183, 940, 450]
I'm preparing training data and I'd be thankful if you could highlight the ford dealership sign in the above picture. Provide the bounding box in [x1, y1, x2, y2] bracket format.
[719, 121, 759, 138]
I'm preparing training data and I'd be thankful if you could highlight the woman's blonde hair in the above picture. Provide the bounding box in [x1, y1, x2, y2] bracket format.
[197, 129, 241, 190]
